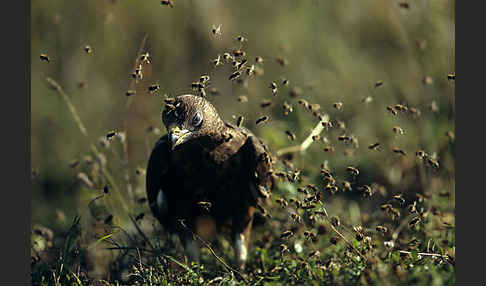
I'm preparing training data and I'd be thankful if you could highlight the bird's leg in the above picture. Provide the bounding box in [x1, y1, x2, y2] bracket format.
[179, 231, 200, 265]
[232, 206, 255, 270]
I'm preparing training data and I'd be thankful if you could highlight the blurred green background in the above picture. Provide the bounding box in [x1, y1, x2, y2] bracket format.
[31, 0, 454, 281]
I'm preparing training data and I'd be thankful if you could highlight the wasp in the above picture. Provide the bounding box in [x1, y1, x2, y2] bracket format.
[409, 216, 420, 228]
[199, 75, 210, 84]
[393, 194, 405, 205]
[361, 185, 373, 197]
[362, 96, 373, 104]
[309, 103, 321, 112]
[303, 231, 316, 242]
[376, 225, 388, 234]
[297, 187, 308, 195]
[289, 198, 303, 209]
[321, 120, 333, 129]
[395, 104, 408, 112]
[426, 157, 439, 168]
[134, 62, 143, 75]
[330, 216, 340, 227]
[308, 250, 320, 258]
[320, 166, 332, 178]
[197, 201, 212, 212]
[447, 72, 455, 81]
[283, 102, 293, 116]
[148, 84, 160, 94]
[415, 150, 426, 159]
[125, 90, 136, 97]
[307, 135, 318, 142]
[106, 130, 118, 140]
[323, 146, 335, 152]
[333, 102, 343, 110]
[269, 82, 278, 95]
[306, 184, 319, 193]
[408, 201, 417, 213]
[84, 45, 92, 54]
[236, 35, 247, 43]
[347, 166, 359, 176]
[368, 142, 381, 151]
[275, 198, 288, 208]
[285, 130, 296, 141]
[246, 64, 255, 76]
[280, 230, 294, 239]
[282, 79, 290, 86]
[212, 54, 222, 67]
[353, 225, 364, 241]
[392, 147, 407, 156]
[387, 105, 398, 116]
[338, 135, 351, 142]
[211, 24, 222, 36]
[235, 59, 248, 70]
[140, 52, 150, 64]
[301, 203, 316, 210]
[342, 181, 352, 192]
[381, 203, 393, 211]
[161, 0, 174, 8]
[233, 49, 246, 57]
[297, 99, 309, 109]
[236, 95, 247, 103]
[136, 167, 146, 176]
[235, 115, 245, 127]
[393, 126, 404, 135]
[40, 54, 50, 62]
[388, 208, 401, 220]
[326, 184, 338, 194]
[256, 115, 269, 125]
[305, 193, 321, 204]
[375, 80, 384, 88]
[229, 71, 241, 81]
[223, 52, 233, 61]
[260, 99, 272, 108]
[290, 213, 302, 223]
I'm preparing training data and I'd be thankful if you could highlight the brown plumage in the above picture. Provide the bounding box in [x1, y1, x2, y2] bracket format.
[146, 94, 273, 269]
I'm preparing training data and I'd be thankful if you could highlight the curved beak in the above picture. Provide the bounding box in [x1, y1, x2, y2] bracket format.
[168, 126, 192, 150]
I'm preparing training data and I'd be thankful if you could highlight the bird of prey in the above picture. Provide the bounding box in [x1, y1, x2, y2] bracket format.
[146, 94, 273, 269]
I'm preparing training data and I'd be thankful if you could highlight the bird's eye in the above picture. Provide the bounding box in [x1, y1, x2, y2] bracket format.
[192, 113, 203, 127]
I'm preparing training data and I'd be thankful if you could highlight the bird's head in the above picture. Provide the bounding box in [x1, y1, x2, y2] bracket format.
[162, 94, 225, 150]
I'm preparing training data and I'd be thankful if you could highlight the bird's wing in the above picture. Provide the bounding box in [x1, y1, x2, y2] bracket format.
[146, 135, 171, 221]
[241, 130, 274, 203]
